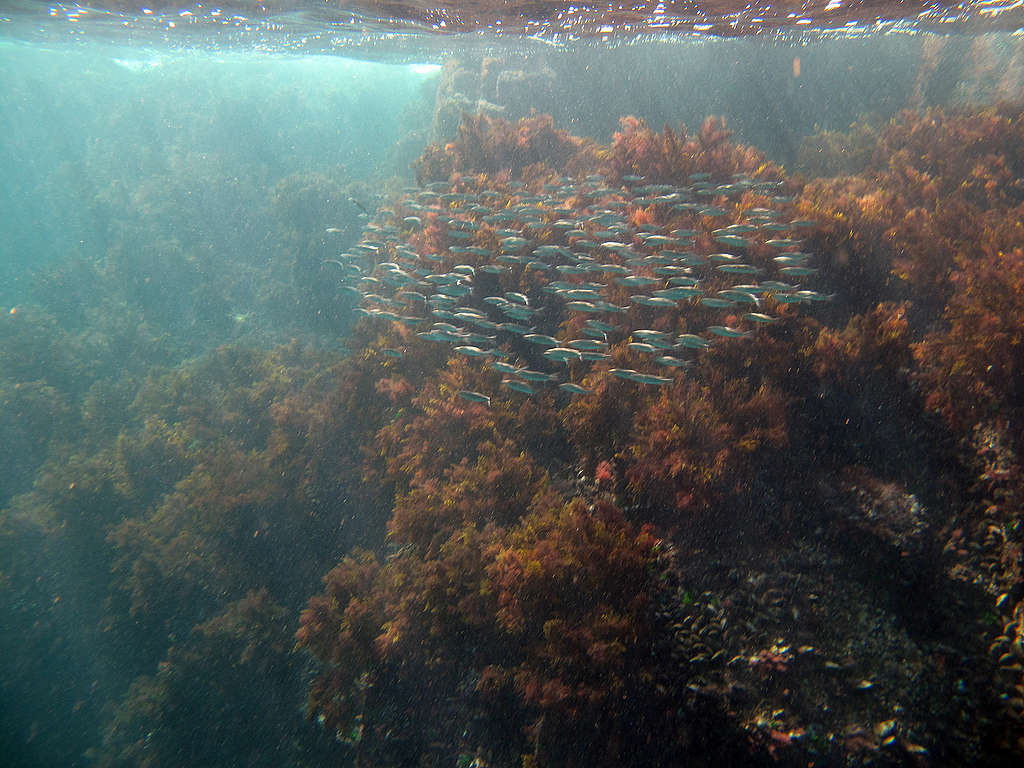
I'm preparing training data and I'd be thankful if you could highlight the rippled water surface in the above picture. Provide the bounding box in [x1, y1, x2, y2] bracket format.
[6, 0, 1024, 42]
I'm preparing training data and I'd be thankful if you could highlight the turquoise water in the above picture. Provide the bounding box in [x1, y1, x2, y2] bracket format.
[3, 3, 1024, 766]
[5, 29, 1018, 306]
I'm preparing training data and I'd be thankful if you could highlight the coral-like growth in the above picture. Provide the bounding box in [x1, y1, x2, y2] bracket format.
[622, 376, 789, 513]
[606, 115, 783, 186]
[560, 368, 644, 478]
[484, 499, 658, 716]
[914, 241, 1024, 431]
[295, 550, 387, 735]
[297, 527, 506, 756]
[799, 104, 1024, 303]
[389, 438, 549, 554]
[800, 105, 1024, 437]
[799, 108, 1024, 760]
[297, 497, 662, 763]
[413, 112, 600, 184]
[812, 301, 913, 383]
[372, 366, 509, 492]
[800, 105, 1024, 209]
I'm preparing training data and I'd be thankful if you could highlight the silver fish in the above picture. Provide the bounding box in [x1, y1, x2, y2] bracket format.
[457, 390, 490, 406]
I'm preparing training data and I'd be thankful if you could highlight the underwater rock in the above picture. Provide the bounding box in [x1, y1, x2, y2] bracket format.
[834, 467, 931, 562]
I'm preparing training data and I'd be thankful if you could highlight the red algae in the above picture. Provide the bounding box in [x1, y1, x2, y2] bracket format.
[286, 107, 1024, 764]
[296, 112, 825, 764]
[609, 115, 778, 186]
[11, 103, 1024, 767]
[296, 495, 662, 761]
[413, 112, 600, 185]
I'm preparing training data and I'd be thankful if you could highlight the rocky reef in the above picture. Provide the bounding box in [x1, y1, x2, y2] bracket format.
[292, 108, 1024, 765]
[2, 105, 1023, 767]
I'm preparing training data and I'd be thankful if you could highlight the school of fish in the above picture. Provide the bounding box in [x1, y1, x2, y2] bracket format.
[325, 172, 831, 406]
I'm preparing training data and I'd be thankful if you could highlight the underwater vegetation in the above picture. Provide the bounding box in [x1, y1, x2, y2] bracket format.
[97, 589, 313, 768]
[3, 103, 1024, 768]
[296, 498, 661, 766]
[289, 108, 1024, 766]
[0, 334, 392, 765]
[795, 106, 1024, 759]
